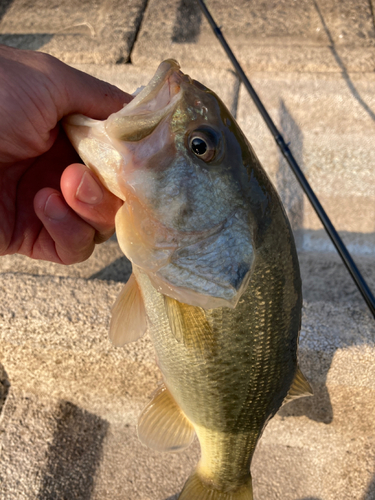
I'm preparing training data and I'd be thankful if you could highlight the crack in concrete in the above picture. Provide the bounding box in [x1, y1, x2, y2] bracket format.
[124, 0, 151, 64]
[314, 0, 375, 124]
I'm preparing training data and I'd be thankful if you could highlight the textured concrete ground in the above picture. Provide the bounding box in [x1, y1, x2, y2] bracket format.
[0, 1, 375, 499]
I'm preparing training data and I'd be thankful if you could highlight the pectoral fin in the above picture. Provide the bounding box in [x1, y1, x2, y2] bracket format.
[283, 366, 313, 405]
[109, 273, 147, 346]
[164, 296, 216, 352]
[137, 383, 195, 453]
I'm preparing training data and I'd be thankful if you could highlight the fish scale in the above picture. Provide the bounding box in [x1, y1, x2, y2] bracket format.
[132, 219, 300, 484]
[64, 59, 312, 500]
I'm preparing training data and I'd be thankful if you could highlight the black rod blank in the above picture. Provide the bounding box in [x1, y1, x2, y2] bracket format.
[197, 0, 375, 319]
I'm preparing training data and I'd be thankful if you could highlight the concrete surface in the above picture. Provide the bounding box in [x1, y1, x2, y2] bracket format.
[0, 1, 375, 499]
[236, 72, 375, 236]
[0, 0, 148, 63]
[132, 0, 375, 72]
[0, 259, 374, 499]
[69, 64, 375, 239]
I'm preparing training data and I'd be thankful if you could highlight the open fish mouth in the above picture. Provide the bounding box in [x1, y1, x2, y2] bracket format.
[62, 60, 191, 200]
[64, 60, 188, 145]
[104, 60, 190, 142]
[118, 59, 185, 114]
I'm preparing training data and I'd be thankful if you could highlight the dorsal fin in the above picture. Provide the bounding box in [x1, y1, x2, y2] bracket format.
[283, 366, 313, 405]
[109, 273, 147, 346]
[137, 383, 195, 453]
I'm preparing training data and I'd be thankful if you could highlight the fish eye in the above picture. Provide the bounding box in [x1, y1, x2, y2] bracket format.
[188, 128, 218, 162]
[191, 137, 207, 156]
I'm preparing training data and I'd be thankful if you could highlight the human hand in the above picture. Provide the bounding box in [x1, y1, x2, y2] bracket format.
[0, 45, 132, 264]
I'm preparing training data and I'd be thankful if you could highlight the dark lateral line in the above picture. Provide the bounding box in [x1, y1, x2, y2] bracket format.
[197, 0, 375, 319]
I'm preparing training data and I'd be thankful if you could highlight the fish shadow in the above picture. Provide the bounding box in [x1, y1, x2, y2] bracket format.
[278, 351, 334, 424]
[277, 99, 304, 242]
[279, 301, 374, 428]
[276, 99, 333, 424]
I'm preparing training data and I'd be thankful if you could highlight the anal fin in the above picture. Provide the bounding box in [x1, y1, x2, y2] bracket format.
[283, 366, 313, 405]
[109, 273, 147, 346]
[137, 383, 195, 453]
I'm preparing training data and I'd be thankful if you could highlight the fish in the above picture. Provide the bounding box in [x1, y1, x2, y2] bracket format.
[63, 59, 312, 500]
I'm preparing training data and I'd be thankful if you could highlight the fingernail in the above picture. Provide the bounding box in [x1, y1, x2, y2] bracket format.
[44, 193, 69, 220]
[76, 171, 103, 205]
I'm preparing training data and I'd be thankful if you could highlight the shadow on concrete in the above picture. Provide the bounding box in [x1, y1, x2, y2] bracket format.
[313, 0, 375, 123]
[0, 0, 13, 22]
[279, 378, 333, 424]
[172, 0, 202, 43]
[0, 34, 54, 51]
[276, 99, 334, 424]
[90, 255, 132, 283]
[279, 296, 375, 426]
[364, 472, 375, 499]
[228, 71, 241, 120]
[298, 237, 375, 305]
[37, 401, 109, 500]
[0, 363, 10, 415]
[274, 95, 375, 425]
[277, 99, 305, 246]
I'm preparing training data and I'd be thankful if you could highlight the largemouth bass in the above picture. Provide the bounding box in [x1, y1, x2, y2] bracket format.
[64, 60, 312, 500]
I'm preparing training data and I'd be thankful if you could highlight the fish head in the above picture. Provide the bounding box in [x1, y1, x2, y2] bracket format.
[64, 60, 265, 309]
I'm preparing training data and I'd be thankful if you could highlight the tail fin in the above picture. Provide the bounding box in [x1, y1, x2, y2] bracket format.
[178, 471, 253, 500]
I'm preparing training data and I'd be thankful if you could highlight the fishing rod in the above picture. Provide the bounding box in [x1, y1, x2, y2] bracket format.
[197, 0, 375, 319]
